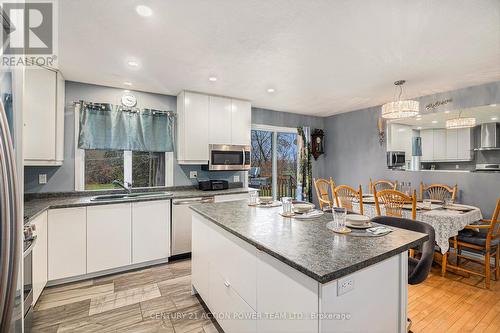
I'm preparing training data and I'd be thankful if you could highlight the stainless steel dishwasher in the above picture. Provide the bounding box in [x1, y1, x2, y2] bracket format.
[171, 197, 214, 256]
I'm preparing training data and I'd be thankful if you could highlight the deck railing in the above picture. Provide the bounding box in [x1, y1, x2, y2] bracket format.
[251, 176, 297, 199]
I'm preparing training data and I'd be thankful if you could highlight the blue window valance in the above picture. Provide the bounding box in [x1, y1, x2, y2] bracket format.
[78, 102, 175, 152]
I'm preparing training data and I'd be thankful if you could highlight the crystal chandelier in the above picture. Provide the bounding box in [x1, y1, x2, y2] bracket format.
[446, 111, 476, 129]
[381, 80, 420, 119]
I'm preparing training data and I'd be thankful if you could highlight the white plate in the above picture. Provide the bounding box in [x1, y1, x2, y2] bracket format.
[346, 222, 373, 229]
[346, 215, 370, 224]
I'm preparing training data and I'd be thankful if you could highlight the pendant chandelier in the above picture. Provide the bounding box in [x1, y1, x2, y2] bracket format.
[446, 110, 476, 129]
[381, 80, 420, 119]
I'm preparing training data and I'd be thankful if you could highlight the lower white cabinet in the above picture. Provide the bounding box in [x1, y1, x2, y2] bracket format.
[32, 211, 48, 304]
[86, 203, 132, 273]
[132, 200, 170, 264]
[48, 207, 87, 280]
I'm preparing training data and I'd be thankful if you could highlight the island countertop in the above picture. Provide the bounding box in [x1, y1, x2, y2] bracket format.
[190, 200, 428, 284]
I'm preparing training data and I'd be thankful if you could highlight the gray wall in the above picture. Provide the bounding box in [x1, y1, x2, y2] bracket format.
[323, 81, 500, 217]
[25, 81, 325, 193]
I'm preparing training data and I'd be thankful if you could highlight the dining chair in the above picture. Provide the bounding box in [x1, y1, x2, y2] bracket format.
[420, 182, 457, 202]
[369, 178, 398, 194]
[333, 185, 364, 215]
[446, 198, 500, 289]
[374, 189, 417, 220]
[313, 177, 335, 210]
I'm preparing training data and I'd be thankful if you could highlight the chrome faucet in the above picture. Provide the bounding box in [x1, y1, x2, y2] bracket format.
[112, 180, 132, 193]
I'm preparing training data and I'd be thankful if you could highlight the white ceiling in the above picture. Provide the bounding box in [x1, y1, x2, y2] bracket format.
[59, 0, 500, 116]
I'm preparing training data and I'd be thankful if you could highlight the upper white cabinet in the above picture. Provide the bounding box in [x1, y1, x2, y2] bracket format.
[230, 99, 252, 146]
[386, 124, 412, 161]
[24, 66, 65, 166]
[86, 203, 132, 273]
[209, 96, 232, 144]
[421, 128, 472, 162]
[177, 91, 252, 164]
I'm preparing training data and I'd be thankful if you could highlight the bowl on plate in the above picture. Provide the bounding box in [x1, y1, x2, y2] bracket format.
[346, 215, 370, 226]
[293, 202, 315, 213]
[259, 196, 273, 204]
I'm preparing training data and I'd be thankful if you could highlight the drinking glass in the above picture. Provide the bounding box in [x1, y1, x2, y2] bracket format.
[249, 191, 258, 205]
[281, 197, 292, 215]
[333, 207, 347, 230]
[444, 197, 454, 208]
[422, 199, 432, 210]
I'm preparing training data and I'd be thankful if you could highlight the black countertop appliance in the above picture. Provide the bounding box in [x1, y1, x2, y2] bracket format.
[198, 180, 229, 191]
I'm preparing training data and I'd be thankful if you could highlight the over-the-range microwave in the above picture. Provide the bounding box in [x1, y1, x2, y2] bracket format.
[202, 144, 251, 171]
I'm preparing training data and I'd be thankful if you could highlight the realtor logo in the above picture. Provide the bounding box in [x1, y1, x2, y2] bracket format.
[1, 1, 57, 66]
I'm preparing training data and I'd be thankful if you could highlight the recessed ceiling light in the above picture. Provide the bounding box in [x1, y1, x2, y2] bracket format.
[492, 117, 498, 121]
[398, 128, 406, 132]
[124, 90, 130, 93]
[267, 88, 275, 93]
[136, 5, 153, 17]
[432, 120, 438, 124]
[123, 81, 132, 86]
[491, 104, 497, 107]
[127, 60, 139, 67]
[208, 76, 217, 82]
[444, 110, 450, 114]
[417, 127, 422, 130]
[416, 118, 421, 121]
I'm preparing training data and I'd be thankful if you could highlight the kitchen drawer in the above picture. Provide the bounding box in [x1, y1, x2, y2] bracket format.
[209, 222, 257, 310]
[209, 267, 257, 333]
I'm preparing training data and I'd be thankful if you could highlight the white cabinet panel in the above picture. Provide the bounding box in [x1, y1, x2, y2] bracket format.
[231, 99, 251, 146]
[421, 130, 434, 162]
[177, 91, 209, 163]
[209, 96, 232, 144]
[192, 214, 211, 303]
[446, 129, 458, 160]
[32, 211, 48, 304]
[257, 251, 318, 333]
[432, 129, 447, 161]
[457, 128, 472, 160]
[48, 208, 86, 280]
[87, 203, 131, 273]
[132, 200, 170, 264]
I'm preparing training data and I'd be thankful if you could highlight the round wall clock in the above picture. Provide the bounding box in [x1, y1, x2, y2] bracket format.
[121, 93, 137, 107]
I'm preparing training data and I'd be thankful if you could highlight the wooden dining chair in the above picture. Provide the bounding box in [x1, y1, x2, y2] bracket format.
[446, 198, 500, 289]
[374, 188, 417, 220]
[420, 182, 457, 202]
[313, 177, 335, 210]
[369, 178, 398, 194]
[333, 185, 364, 215]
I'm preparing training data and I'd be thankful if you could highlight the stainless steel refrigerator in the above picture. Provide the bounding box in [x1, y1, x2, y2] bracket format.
[0, 69, 23, 332]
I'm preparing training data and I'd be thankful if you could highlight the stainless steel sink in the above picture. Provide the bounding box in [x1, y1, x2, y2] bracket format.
[90, 192, 172, 201]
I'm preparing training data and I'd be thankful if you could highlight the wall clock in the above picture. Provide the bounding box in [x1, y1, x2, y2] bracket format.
[121, 93, 137, 108]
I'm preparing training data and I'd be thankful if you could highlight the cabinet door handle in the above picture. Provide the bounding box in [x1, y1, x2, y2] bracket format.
[224, 280, 231, 288]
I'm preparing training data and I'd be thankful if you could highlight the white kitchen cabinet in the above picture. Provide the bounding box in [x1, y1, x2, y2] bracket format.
[32, 211, 48, 304]
[177, 91, 210, 164]
[231, 99, 252, 146]
[457, 128, 472, 160]
[433, 129, 447, 160]
[446, 129, 458, 160]
[421, 130, 434, 162]
[209, 96, 232, 144]
[24, 66, 64, 165]
[192, 214, 212, 302]
[87, 203, 132, 273]
[48, 207, 86, 281]
[131, 200, 170, 264]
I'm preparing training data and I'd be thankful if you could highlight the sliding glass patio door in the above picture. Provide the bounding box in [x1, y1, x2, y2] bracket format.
[249, 126, 298, 200]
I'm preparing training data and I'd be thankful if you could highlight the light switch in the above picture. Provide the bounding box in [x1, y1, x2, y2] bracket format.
[39, 174, 47, 184]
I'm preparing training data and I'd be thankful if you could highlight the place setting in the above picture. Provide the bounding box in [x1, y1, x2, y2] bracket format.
[248, 193, 282, 208]
[279, 197, 324, 219]
[326, 208, 393, 236]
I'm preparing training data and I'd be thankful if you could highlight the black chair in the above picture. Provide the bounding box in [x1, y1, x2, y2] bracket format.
[371, 216, 435, 285]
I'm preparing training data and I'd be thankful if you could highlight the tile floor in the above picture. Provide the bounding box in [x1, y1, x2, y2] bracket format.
[32, 259, 220, 333]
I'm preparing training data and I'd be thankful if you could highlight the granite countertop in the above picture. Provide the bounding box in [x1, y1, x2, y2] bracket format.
[24, 187, 255, 223]
[190, 200, 428, 284]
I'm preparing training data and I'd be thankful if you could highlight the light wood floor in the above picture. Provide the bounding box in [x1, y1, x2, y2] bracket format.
[32, 259, 500, 333]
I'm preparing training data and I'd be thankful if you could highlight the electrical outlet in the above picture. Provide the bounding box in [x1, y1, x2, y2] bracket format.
[456, 165, 459, 169]
[337, 277, 354, 296]
[39, 174, 47, 184]
[233, 175, 240, 182]
[189, 171, 198, 179]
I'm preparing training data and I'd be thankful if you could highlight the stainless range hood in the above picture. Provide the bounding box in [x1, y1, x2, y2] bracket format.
[474, 123, 500, 151]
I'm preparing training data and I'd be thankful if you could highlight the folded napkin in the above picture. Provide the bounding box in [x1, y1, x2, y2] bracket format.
[367, 226, 393, 235]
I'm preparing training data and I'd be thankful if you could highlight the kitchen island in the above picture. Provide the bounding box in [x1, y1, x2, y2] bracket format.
[190, 200, 428, 333]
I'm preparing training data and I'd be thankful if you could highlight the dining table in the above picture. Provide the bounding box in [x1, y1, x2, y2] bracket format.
[351, 198, 482, 254]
